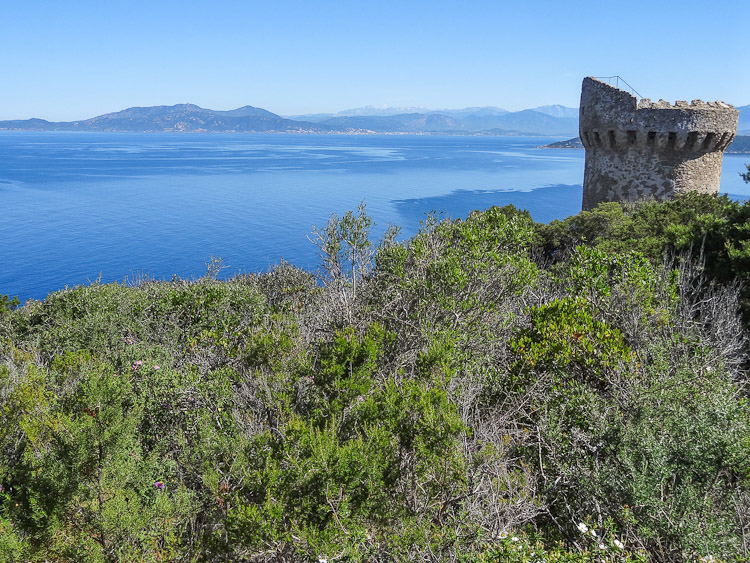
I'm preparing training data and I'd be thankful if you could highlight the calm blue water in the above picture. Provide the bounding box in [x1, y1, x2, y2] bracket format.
[1, 132, 748, 303]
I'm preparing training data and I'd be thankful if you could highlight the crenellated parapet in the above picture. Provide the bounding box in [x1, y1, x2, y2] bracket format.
[580, 77, 738, 210]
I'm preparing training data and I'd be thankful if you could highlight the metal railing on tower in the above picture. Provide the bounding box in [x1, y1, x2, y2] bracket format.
[593, 76, 643, 99]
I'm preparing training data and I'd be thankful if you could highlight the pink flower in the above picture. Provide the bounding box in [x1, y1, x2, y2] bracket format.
[153, 365, 160, 371]
[132, 361, 143, 371]
[153, 481, 165, 490]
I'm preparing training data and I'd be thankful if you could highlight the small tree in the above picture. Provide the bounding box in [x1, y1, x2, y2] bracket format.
[309, 201, 398, 300]
[742, 163, 750, 183]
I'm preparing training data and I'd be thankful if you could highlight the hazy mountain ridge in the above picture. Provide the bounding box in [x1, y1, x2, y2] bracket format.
[318, 112, 472, 133]
[287, 106, 511, 121]
[80, 103, 330, 133]
[0, 104, 332, 133]
[737, 105, 750, 135]
[10, 102, 744, 137]
[289, 105, 575, 135]
[531, 105, 580, 119]
[1, 102, 745, 137]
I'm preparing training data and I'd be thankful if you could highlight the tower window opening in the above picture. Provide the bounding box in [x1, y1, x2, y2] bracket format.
[627, 130, 637, 145]
[702, 132, 716, 150]
[647, 131, 656, 146]
[608, 130, 616, 149]
[594, 132, 602, 147]
[667, 132, 677, 149]
[686, 131, 698, 149]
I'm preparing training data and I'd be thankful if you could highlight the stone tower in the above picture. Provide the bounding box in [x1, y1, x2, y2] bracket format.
[579, 77, 738, 211]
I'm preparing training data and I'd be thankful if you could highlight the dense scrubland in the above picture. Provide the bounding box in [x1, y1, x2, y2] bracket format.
[2, 192, 750, 562]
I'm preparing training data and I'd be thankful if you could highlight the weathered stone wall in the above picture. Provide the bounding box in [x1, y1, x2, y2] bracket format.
[580, 77, 738, 210]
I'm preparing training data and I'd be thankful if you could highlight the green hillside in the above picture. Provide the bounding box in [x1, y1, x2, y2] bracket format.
[2, 194, 750, 562]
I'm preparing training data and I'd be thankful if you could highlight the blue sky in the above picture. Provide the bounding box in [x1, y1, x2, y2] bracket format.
[1, 0, 747, 121]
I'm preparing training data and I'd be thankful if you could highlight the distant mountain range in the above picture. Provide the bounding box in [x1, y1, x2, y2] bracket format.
[738, 105, 750, 134]
[0, 104, 323, 134]
[0, 103, 581, 136]
[1, 103, 745, 137]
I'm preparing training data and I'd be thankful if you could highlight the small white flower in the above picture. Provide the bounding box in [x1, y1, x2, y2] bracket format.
[577, 522, 589, 534]
[598, 543, 606, 550]
[511, 536, 520, 542]
[590, 529, 597, 537]
[499, 530, 509, 539]
[613, 539, 625, 550]
[318, 557, 327, 563]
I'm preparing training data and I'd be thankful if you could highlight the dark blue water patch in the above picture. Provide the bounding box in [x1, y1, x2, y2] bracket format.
[393, 184, 583, 225]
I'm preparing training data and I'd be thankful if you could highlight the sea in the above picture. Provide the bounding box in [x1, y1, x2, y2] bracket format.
[1, 131, 748, 303]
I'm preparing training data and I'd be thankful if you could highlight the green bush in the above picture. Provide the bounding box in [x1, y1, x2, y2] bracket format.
[538, 193, 750, 323]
